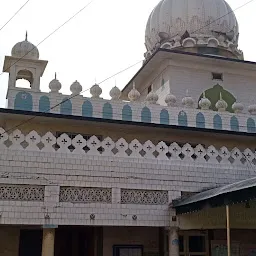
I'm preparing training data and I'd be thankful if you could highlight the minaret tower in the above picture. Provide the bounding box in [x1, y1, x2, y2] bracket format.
[3, 33, 48, 107]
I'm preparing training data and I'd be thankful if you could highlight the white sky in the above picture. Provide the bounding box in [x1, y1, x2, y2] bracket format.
[0, 0, 255, 108]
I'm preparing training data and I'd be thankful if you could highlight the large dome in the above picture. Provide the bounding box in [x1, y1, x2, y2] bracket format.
[145, 0, 243, 59]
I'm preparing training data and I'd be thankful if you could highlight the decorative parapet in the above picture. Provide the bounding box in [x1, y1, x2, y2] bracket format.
[121, 189, 168, 205]
[7, 88, 256, 134]
[1, 128, 256, 166]
[59, 187, 112, 203]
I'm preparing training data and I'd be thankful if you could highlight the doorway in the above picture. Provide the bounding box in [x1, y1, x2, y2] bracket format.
[19, 229, 42, 256]
[54, 226, 94, 256]
[179, 231, 208, 256]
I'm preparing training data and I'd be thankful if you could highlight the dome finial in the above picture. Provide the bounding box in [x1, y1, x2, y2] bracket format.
[49, 74, 62, 93]
[216, 92, 227, 112]
[128, 82, 140, 102]
[220, 92, 223, 100]
[25, 31, 28, 41]
[182, 89, 194, 108]
[199, 91, 211, 110]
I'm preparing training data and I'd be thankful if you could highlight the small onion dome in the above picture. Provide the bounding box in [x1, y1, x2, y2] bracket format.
[70, 80, 82, 95]
[11, 32, 39, 60]
[165, 93, 177, 107]
[49, 73, 61, 93]
[110, 86, 121, 100]
[215, 92, 228, 112]
[90, 83, 102, 98]
[182, 90, 194, 108]
[128, 82, 140, 102]
[248, 104, 256, 115]
[146, 87, 158, 104]
[232, 102, 244, 113]
[199, 92, 211, 110]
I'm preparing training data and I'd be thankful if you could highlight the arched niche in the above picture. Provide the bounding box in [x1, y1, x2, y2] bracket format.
[14, 91, 33, 111]
[198, 84, 236, 113]
[196, 112, 205, 128]
[141, 107, 151, 123]
[230, 116, 239, 132]
[39, 96, 50, 112]
[103, 103, 113, 119]
[60, 98, 72, 115]
[247, 118, 256, 133]
[160, 109, 169, 125]
[178, 111, 188, 126]
[82, 100, 93, 117]
[213, 114, 222, 130]
[122, 105, 132, 121]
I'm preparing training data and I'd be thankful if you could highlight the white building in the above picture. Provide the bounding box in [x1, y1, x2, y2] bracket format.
[1, 0, 256, 256]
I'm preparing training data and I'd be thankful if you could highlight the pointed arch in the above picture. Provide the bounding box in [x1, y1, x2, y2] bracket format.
[103, 102, 113, 119]
[82, 100, 93, 117]
[14, 91, 33, 111]
[230, 116, 239, 132]
[141, 107, 151, 123]
[247, 118, 256, 133]
[160, 109, 169, 125]
[122, 105, 132, 121]
[60, 98, 72, 115]
[39, 96, 50, 113]
[178, 111, 187, 126]
[213, 114, 222, 130]
[198, 84, 236, 113]
[196, 112, 205, 128]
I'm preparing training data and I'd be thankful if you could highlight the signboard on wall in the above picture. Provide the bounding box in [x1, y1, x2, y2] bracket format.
[211, 240, 240, 256]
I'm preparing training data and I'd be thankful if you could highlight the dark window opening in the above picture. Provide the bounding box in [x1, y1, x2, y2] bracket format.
[189, 236, 206, 252]
[179, 236, 184, 252]
[212, 72, 223, 81]
[19, 229, 42, 256]
[113, 245, 143, 256]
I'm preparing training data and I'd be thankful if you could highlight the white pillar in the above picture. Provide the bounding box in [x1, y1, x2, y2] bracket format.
[42, 229, 55, 256]
[168, 227, 179, 256]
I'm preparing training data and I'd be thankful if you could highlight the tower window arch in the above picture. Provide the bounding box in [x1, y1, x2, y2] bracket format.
[15, 69, 33, 88]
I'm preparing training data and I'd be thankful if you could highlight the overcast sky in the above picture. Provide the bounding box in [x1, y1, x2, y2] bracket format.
[0, 0, 255, 107]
